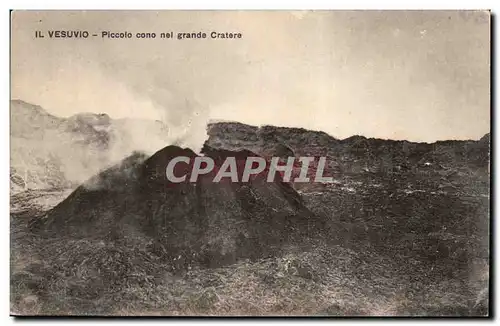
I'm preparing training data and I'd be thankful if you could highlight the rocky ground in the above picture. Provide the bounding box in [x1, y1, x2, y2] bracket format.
[10, 169, 489, 316]
[10, 105, 490, 316]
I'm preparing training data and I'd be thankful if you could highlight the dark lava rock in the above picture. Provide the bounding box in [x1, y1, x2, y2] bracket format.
[32, 145, 326, 268]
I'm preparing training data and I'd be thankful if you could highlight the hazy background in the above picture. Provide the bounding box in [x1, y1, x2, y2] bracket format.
[11, 10, 490, 148]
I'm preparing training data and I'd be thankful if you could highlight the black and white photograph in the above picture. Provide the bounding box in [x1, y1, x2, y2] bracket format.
[9, 10, 491, 316]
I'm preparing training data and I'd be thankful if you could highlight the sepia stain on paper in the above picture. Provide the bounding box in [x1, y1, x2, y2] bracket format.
[10, 10, 490, 317]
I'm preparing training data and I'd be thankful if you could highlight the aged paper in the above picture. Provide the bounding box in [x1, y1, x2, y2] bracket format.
[10, 10, 490, 316]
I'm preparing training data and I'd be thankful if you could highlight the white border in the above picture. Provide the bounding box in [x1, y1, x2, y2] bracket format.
[2, 1, 497, 325]
[1, 1, 498, 10]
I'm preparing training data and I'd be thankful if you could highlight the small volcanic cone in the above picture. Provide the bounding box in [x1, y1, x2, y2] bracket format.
[33, 145, 326, 268]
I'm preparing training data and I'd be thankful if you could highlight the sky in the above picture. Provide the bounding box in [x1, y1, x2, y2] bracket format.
[11, 10, 490, 144]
